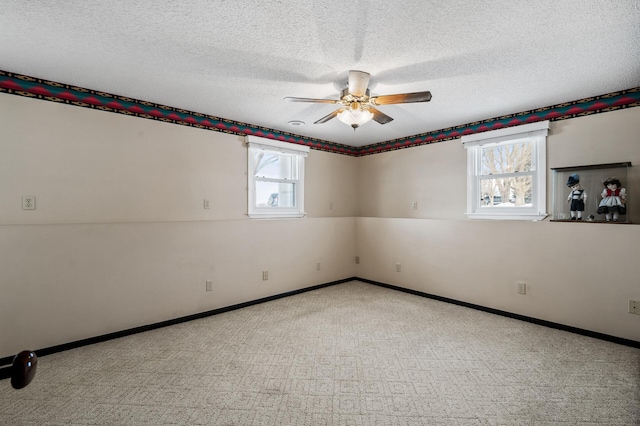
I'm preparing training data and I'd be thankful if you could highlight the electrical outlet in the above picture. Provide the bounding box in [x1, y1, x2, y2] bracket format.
[204, 199, 211, 209]
[262, 271, 269, 281]
[316, 262, 321, 271]
[411, 201, 418, 210]
[206, 280, 213, 292]
[329, 201, 333, 210]
[629, 300, 640, 315]
[517, 282, 527, 295]
[395, 263, 401, 272]
[22, 196, 36, 210]
[355, 256, 360, 264]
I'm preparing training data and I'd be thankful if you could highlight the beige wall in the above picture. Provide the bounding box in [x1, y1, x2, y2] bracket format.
[0, 94, 357, 358]
[2, 91, 639, 358]
[0, 94, 359, 224]
[358, 134, 467, 219]
[356, 107, 640, 342]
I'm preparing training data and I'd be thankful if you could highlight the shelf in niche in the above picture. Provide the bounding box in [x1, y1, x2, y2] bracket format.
[550, 162, 632, 172]
[550, 162, 632, 224]
[550, 219, 633, 224]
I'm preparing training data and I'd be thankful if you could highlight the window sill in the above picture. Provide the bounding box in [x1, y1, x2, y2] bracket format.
[248, 212, 306, 219]
[465, 212, 548, 221]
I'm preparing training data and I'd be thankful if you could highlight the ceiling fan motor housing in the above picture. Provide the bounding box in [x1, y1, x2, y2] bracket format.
[340, 88, 370, 104]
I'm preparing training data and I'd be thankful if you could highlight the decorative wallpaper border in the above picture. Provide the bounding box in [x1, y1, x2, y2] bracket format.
[359, 87, 640, 156]
[1, 70, 638, 157]
[0, 70, 358, 156]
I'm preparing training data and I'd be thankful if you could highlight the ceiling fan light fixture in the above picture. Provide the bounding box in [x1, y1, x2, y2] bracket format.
[337, 106, 373, 130]
[284, 70, 431, 130]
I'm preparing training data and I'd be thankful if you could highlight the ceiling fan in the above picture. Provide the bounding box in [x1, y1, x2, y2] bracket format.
[284, 70, 432, 130]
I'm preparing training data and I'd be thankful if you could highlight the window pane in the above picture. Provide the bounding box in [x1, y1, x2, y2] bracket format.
[255, 181, 296, 208]
[253, 152, 297, 180]
[479, 176, 533, 207]
[480, 141, 533, 175]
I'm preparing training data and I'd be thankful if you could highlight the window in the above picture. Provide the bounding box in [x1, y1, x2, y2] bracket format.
[246, 136, 309, 219]
[461, 121, 549, 221]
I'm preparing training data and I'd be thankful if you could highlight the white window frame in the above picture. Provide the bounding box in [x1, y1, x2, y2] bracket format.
[246, 135, 309, 219]
[461, 121, 549, 221]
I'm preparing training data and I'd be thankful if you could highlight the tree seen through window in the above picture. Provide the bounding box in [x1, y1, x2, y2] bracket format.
[480, 141, 533, 207]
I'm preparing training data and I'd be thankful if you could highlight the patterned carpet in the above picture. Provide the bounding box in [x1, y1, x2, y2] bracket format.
[1, 281, 639, 425]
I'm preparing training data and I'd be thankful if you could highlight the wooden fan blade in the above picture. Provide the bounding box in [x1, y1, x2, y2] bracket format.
[348, 70, 370, 97]
[284, 97, 339, 104]
[371, 91, 432, 105]
[369, 107, 394, 125]
[314, 108, 343, 124]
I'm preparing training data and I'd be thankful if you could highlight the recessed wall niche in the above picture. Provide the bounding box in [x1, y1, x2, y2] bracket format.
[551, 162, 632, 223]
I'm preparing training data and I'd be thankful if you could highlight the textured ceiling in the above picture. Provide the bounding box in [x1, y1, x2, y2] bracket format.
[1, 1, 639, 147]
